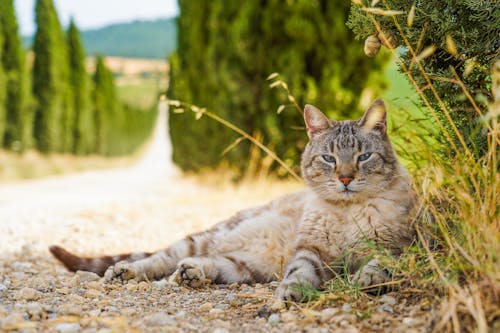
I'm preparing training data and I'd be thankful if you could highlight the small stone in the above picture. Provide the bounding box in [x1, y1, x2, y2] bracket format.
[342, 303, 352, 312]
[55, 323, 81, 333]
[212, 329, 229, 333]
[11, 272, 26, 281]
[370, 313, 385, 324]
[88, 309, 101, 317]
[85, 289, 101, 299]
[11, 261, 33, 271]
[320, 308, 339, 323]
[58, 287, 69, 295]
[28, 276, 56, 289]
[379, 295, 397, 306]
[226, 293, 236, 302]
[215, 304, 230, 310]
[138, 281, 149, 291]
[403, 317, 416, 325]
[257, 305, 271, 318]
[269, 281, 279, 288]
[18, 287, 39, 301]
[104, 306, 120, 314]
[1, 277, 11, 287]
[103, 269, 114, 282]
[58, 304, 83, 316]
[76, 271, 100, 282]
[268, 313, 281, 326]
[143, 312, 176, 327]
[228, 283, 239, 290]
[270, 299, 286, 311]
[125, 283, 138, 292]
[1, 312, 29, 331]
[378, 304, 394, 314]
[86, 281, 103, 290]
[24, 302, 44, 320]
[0, 283, 8, 295]
[175, 310, 186, 319]
[122, 308, 137, 317]
[281, 312, 295, 323]
[152, 279, 168, 290]
[199, 302, 213, 312]
[209, 308, 223, 317]
[67, 275, 81, 287]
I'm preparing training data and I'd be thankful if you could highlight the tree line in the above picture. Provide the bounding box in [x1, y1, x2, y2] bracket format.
[168, 0, 497, 176]
[0, 0, 156, 156]
[168, 0, 389, 176]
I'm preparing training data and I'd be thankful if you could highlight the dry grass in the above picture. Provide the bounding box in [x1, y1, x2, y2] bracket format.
[342, 2, 500, 332]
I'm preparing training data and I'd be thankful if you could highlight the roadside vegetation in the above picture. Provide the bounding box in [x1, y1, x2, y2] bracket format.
[168, 1, 499, 331]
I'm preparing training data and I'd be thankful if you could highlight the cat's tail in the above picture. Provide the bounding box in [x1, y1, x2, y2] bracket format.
[49, 245, 153, 276]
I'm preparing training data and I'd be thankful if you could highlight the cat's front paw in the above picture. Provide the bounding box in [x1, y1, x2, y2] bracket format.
[169, 261, 209, 288]
[275, 279, 304, 302]
[353, 259, 389, 293]
[104, 261, 143, 282]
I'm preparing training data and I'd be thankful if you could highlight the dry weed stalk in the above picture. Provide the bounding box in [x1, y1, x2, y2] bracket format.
[351, 1, 499, 331]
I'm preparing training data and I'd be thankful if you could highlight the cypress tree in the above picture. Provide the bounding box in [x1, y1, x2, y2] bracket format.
[0, 10, 6, 147]
[32, 0, 73, 152]
[67, 19, 93, 155]
[0, 10, 7, 147]
[0, 0, 29, 152]
[168, 0, 389, 175]
[93, 55, 119, 155]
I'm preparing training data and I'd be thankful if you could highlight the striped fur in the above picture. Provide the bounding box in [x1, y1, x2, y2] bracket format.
[50, 100, 417, 301]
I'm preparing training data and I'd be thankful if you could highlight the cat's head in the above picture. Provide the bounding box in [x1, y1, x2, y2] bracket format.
[301, 99, 400, 203]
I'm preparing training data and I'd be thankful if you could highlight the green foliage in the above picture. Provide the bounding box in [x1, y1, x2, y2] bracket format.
[92, 55, 157, 156]
[93, 55, 117, 155]
[67, 20, 94, 155]
[0, 9, 6, 148]
[168, 0, 389, 176]
[32, 0, 74, 153]
[347, 0, 499, 157]
[0, 0, 30, 152]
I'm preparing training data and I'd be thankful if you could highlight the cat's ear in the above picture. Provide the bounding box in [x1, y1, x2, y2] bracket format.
[359, 99, 387, 134]
[304, 104, 331, 137]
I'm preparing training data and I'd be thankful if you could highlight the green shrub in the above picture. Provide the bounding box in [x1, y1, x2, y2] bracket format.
[347, 0, 499, 157]
[169, 0, 389, 176]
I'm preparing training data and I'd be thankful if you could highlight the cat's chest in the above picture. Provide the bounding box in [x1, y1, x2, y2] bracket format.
[301, 199, 402, 248]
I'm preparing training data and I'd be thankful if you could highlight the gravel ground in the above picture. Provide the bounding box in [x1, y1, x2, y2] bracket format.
[0, 109, 436, 332]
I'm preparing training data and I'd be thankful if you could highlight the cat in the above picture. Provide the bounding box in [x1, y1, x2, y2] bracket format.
[50, 99, 416, 301]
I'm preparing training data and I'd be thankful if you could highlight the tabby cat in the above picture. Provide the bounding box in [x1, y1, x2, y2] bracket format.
[50, 99, 416, 301]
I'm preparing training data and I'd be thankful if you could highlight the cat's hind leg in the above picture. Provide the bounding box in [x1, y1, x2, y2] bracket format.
[169, 254, 268, 287]
[106, 236, 197, 282]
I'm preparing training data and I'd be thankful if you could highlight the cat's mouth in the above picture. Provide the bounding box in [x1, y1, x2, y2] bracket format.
[341, 188, 356, 195]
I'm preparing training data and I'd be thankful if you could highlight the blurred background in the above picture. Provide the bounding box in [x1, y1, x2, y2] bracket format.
[1, 0, 419, 181]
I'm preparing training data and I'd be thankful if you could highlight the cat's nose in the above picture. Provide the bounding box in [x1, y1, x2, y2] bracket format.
[339, 176, 354, 186]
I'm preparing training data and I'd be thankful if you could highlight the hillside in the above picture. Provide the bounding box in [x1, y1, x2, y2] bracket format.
[24, 18, 177, 59]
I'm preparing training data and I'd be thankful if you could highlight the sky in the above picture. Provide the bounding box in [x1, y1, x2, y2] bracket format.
[14, 0, 179, 36]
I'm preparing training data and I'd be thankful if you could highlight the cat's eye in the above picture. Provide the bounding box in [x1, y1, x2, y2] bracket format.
[357, 153, 372, 162]
[321, 155, 336, 163]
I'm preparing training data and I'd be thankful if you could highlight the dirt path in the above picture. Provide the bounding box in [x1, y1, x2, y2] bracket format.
[0, 104, 432, 332]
